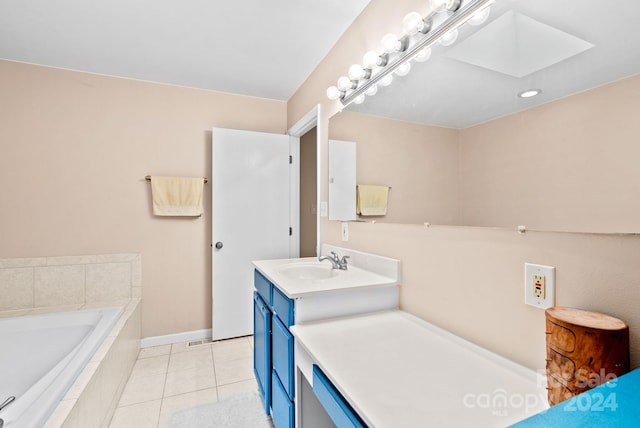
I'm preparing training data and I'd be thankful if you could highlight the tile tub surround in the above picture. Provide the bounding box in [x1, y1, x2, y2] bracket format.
[0, 252, 143, 427]
[0, 253, 142, 311]
[45, 298, 141, 428]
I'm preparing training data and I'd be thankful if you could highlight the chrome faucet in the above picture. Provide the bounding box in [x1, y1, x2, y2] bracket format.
[318, 251, 349, 270]
[0, 396, 15, 428]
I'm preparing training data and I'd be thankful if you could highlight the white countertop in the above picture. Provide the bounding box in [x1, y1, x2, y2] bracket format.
[291, 310, 548, 428]
[252, 257, 399, 298]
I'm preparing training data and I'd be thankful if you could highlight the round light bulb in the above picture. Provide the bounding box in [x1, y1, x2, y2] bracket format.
[395, 62, 411, 77]
[363, 51, 381, 69]
[402, 12, 424, 36]
[365, 85, 378, 97]
[429, 0, 446, 12]
[439, 28, 458, 46]
[430, 0, 461, 13]
[326, 86, 342, 101]
[354, 94, 366, 105]
[381, 33, 399, 53]
[468, 6, 490, 26]
[446, 0, 462, 12]
[337, 76, 352, 92]
[414, 47, 432, 63]
[348, 64, 365, 81]
[379, 74, 393, 87]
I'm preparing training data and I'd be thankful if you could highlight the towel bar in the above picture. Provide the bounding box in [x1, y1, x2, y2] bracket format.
[145, 175, 208, 184]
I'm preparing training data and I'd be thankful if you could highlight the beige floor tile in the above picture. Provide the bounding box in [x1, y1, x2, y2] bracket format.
[109, 400, 161, 428]
[212, 337, 253, 362]
[130, 354, 170, 378]
[157, 387, 218, 428]
[112, 337, 267, 427]
[214, 356, 254, 386]
[217, 378, 259, 400]
[118, 373, 166, 407]
[138, 344, 171, 359]
[164, 365, 216, 397]
[168, 347, 213, 372]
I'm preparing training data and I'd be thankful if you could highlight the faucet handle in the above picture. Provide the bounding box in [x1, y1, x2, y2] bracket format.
[339, 255, 350, 269]
[330, 251, 340, 260]
[0, 397, 15, 412]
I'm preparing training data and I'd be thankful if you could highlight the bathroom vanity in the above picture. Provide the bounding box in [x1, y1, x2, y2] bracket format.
[252, 245, 401, 428]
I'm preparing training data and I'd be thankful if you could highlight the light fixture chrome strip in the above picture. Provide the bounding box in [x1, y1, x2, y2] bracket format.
[340, 0, 493, 106]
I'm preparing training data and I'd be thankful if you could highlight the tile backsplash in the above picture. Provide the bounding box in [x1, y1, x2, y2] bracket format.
[0, 253, 141, 311]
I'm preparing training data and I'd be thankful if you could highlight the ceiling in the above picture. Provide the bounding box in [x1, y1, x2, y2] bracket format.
[0, 0, 370, 100]
[347, 0, 640, 128]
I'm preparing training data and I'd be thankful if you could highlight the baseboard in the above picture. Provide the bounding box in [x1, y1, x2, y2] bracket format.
[140, 328, 212, 348]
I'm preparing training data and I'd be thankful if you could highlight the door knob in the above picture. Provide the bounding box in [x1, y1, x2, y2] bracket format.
[215, 242, 224, 249]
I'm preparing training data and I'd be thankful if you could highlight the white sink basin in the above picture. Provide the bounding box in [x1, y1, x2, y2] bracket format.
[277, 262, 341, 281]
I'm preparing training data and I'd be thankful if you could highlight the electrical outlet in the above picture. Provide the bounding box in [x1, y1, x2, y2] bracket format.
[533, 274, 545, 299]
[320, 201, 328, 217]
[525, 263, 555, 309]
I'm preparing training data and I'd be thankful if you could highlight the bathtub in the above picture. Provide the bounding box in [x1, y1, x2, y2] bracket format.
[0, 307, 121, 428]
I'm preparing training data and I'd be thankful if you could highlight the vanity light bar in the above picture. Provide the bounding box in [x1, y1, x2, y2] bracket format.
[335, 0, 494, 107]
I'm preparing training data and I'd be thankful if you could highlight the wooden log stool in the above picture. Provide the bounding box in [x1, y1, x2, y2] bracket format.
[545, 307, 630, 406]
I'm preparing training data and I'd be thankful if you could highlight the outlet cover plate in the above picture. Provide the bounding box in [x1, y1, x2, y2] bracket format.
[341, 222, 349, 241]
[524, 263, 555, 309]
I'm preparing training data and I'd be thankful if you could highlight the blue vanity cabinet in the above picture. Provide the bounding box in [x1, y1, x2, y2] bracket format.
[272, 371, 295, 428]
[269, 283, 295, 428]
[254, 269, 296, 428]
[253, 292, 271, 414]
[272, 313, 295, 399]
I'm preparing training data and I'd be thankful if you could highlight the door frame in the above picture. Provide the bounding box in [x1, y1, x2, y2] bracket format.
[288, 104, 321, 256]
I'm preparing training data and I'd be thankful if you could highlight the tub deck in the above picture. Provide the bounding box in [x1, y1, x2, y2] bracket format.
[0, 298, 141, 428]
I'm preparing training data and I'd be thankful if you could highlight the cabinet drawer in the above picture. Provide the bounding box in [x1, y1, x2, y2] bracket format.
[272, 286, 294, 327]
[254, 269, 272, 307]
[547, 349, 576, 383]
[272, 315, 294, 400]
[312, 365, 366, 428]
[547, 321, 576, 353]
[272, 372, 294, 428]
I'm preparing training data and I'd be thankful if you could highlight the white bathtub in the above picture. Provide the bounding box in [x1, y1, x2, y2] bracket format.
[0, 307, 121, 428]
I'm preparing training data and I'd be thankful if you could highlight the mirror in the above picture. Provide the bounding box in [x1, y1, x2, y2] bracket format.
[329, 0, 640, 233]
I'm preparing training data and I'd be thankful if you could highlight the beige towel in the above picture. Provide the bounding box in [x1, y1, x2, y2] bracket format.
[151, 176, 205, 216]
[356, 184, 389, 216]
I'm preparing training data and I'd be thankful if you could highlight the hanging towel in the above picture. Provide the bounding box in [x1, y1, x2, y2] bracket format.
[151, 176, 205, 216]
[356, 184, 389, 216]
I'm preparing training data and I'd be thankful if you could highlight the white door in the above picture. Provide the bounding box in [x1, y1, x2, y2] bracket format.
[328, 139, 356, 221]
[212, 128, 297, 340]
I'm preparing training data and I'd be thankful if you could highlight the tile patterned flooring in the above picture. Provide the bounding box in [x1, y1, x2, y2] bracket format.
[109, 336, 261, 428]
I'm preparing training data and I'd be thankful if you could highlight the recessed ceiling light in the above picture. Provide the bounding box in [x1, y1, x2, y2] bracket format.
[518, 89, 542, 98]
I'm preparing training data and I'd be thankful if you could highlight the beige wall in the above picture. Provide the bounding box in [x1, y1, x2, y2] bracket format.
[322, 220, 640, 371]
[0, 59, 286, 338]
[460, 74, 640, 232]
[288, 0, 640, 372]
[330, 111, 460, 224]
